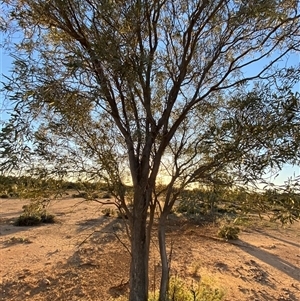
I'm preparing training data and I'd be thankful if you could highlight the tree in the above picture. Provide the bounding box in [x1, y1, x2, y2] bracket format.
[1, 1, 300, 300]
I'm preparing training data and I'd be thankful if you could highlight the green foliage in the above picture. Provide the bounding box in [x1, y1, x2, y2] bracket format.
[175, 187, 239, 220]
[0, 175, 107, 200]
[41, 212, 56, 224]
[102, 207, 129, 219]
[72, 190, 109, 199]
[231, 215, 251, 228]
[165, 277, 193, 301]
[176, 190, 217, 216]
[15, 201, 56, 226]
[190, 262, 202, 278]
[7, 236, 32, 244]
[15, 214, 42, 226]
[0, 175, 21, 198]
[148, 276, 225, 301]
[176, 184, 300, 227]
[264, 178, 300, 224]
[61, 180, 106, 191]
[108, 276, 225, 301]
[217, 225, 240, 240]
[102, 208, 116, 217]
[1, 1, 300, 300]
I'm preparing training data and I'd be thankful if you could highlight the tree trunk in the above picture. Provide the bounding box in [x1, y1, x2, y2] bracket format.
[158, 213, 169, 301]
[129, 191, 150, 301]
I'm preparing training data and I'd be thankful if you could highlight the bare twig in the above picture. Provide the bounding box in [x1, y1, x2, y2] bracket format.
[114, 231, 131, 256]
[78, 229, 101, 247]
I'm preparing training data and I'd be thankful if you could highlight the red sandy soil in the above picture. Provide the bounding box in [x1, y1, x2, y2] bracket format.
[0, 197, 299, 301]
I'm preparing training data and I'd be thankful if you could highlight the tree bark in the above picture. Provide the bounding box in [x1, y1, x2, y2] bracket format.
[158, 213, 169, 301]
[129, 190, 150, 301]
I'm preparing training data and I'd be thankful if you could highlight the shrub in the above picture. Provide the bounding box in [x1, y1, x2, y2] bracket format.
[167, 277, 194, 301]
[102, 208, 115, 217]
[175, 189, 221, 217]
[176, 198, 206, 215]
[148, 276, 225, 301]
[109, 276, 225, 301]
[15, 214, 42, 226]
[197, 276, 225, 301]
[41, 212, 56, 223]
[8, 236, 32, 244]
[190, 261, 202, 278]
[217, 225, 240, 240]
[15, 201, 56, 226]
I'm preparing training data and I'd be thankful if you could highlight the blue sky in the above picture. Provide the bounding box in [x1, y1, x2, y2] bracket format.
[0, 31, 299, 186]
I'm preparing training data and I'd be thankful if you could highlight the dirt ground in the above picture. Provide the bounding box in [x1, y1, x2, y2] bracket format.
[0, 197, 299, 301]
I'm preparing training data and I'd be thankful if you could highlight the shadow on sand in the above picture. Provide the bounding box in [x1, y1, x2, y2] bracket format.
[233, 239, 300, 282]
[254, 228, 300, 249]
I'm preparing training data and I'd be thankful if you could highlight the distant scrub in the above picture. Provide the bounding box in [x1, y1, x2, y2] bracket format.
[71, 192, 89, 198]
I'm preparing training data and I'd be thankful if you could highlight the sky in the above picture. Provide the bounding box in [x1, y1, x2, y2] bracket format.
[0, 29, 299, 187]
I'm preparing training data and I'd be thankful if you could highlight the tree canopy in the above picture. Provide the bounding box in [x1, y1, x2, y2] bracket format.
[1, 1, 300, 300]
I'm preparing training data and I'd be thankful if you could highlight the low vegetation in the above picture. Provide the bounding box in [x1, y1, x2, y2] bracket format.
[151, 276, 225, 301]
[217, 225, 240, 240]
[15, 201, 56, 226]
[1, 175, 299, 300]
[0, 175, 109, 200]
[175, 185, 300, 226]
[7, 236, 32, 245]
[109, 276, 225, 301]
[1, 174, 298, 230]
[102, 208, 116, 217]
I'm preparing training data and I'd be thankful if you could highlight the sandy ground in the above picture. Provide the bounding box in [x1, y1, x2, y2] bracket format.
[0, 197, 299, 301]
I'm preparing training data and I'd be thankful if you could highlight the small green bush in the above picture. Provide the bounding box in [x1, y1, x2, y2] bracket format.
[217, 225, 240, 240]
[15, 201, 56, 226]
[102, 208, 115, 217]
[15, 214, 42, 226]
[148, 276, 225, 301]
[176, 199, 206, 215]
[109, 276, 225, 301]
[8, 236, 32, 244]
[41, 213, 56, 223]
